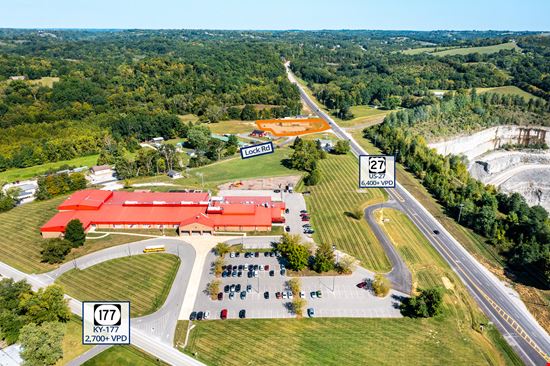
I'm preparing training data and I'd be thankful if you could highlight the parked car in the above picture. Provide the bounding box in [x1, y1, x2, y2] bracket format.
[220, 309, 228, 320]
[218, 292, 223, 301]
[259, 265, 263, 271]
[303, 223, 312, 228]
[243, 264, 249, 270]
[254, 270, 259, 278]
[264, 265, 269, 271]
[316, 290, 322, 298]
[235, 284, 241, 292]
[222, 271, 228, 278]
[230, 252, 235, 258]
[240, 291, 247, 300]
[255, 252, 260, 257]
[269, 270, 275, 277]
[246, 284, 252, 293]
[274, 189, 281, 193]
[310, 291, 317, 298]
[300, 291, 305, 298]
[285, 208, 290, 214]
[247, 271, 253, 278]
[356, 281, 367, 289]
[239, 309, 246, 319]
[227, 264, 233, 271]
[300, 210, 307, 214]
[287, 291, 294, 300]
[285, 226, 290, 232]
[229, 292, 235, 300]
[276, 291, 282, 299]
[235, 252, 240, 257]
[203, 311, 210, 320]
[304, 229, 315, 234]
[264, 252, 270, 257]
[238, 264, 243, 270]
[282, 292, 288, 299]
[269, 252, 275, 257]
[238, 271, 243, 277]
[230, 284, 236, 292]
[264, 291, 270, 299]
[253, 264, 259, 271]
[232, 271, 237, 277]
[307, 308, 315, 317]
[189, 311, 197, 321]
[196, 311, 204, 320]
[280, 269, 286, 276]
[301, 216, 310, 222]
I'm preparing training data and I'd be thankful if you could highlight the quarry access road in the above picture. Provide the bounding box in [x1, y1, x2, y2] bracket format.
[485, 164, 550, 186]
[286, 62, 550, 366]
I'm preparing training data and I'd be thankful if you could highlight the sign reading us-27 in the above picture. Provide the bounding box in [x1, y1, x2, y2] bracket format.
[359, 155, 396, 188]
[240, 141, 274, 159]
[82, 301, 130, 345]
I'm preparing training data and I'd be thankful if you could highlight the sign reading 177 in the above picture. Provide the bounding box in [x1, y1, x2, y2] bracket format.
[359, 155, 396, 189]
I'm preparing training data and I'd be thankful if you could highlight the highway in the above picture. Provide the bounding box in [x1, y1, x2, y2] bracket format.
[286, 62, 550, 365]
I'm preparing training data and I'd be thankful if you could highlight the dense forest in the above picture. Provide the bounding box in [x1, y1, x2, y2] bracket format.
[365, 95, 550, 286]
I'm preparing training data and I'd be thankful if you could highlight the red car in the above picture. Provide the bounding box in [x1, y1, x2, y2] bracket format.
[221, 309, 228, 320]
[301, 216, 310, 221]
[218, 292, 224, 300]
[356, 282, 367, 289]
[276, 291, 282, 299]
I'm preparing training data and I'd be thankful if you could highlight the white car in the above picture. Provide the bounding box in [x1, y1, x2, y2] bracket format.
[204, 311, 210, 319]
[288, 291, 294, 300]
[259, 265, 263, 271]
[230, 252, 235, 258]
[282, 292, 288, 299]
[254, 270, 259, 278]
[243, 264, 249, 271]
[300, 291, 305, 298]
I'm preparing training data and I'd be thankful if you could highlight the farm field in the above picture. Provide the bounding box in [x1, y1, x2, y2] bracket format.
[334, 105, 391, 128]
[0, 195, 140, 273]
[431, 41, 520, 56]
[57, 254, 180, 317]
[28, 76, 60, 88]
[430, 85, 539, 101]
[83, 346, 167, 366]
[299, 153, 390, 272]
[0, 154, 98, 183]
[206, 120, 256, 135]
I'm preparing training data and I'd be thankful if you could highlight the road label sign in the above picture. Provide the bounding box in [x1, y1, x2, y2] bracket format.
[240, 141, 274, 159]
[359, 155, 396, 188]
[82, 301, 130, 345]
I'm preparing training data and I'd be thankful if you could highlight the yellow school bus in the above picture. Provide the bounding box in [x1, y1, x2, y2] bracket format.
[143, 245, 165, 253]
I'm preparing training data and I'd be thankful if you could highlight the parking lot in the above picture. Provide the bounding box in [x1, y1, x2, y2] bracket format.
[192, 249, 404, 321]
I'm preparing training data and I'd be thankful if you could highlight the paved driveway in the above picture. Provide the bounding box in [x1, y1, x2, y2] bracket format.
[192, 250, 404, 321]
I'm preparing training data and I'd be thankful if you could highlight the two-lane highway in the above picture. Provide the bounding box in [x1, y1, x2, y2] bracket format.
[285, 62, 550, 365]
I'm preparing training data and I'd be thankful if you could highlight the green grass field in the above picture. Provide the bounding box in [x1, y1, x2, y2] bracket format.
[55, 316, 91, 366]
[0, 154, 98, 183]
[334, 105, 391, 128]
[181, 205, 521, 366]
[299, 153, 390, 272]
[83, 346, 167, 366]
[477, 86, 540, 100]
[0, 196, 141, 273]
[206, 120, 257, 135]
[28, 76, 60, 88]
[57, 254, 180, 317]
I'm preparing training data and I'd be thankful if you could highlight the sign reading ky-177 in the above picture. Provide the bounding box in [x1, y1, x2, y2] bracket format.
[359, 155, 396, 188]
[82, 301, 130, 345]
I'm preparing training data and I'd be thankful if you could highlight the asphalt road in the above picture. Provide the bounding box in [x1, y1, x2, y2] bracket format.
[286, 62, 550, 365]
[364, 202, 412, 294]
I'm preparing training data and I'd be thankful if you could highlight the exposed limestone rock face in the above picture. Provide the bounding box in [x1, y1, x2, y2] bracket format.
[428, 126, 550, 212]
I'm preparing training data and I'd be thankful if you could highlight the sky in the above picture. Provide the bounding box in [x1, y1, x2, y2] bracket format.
[1, 0, 549, 31]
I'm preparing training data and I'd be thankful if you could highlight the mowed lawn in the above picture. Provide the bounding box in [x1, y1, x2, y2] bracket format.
[303, 153, 391, 272]
[335, 105, 390, 128]
[431, 41, 520, 56]
[183, 208, 521, 366]
[57, 254, 180, 317]
[0, 154, 98, 183]
[83, 346, 167, 366]
[0, 196, 141, 273]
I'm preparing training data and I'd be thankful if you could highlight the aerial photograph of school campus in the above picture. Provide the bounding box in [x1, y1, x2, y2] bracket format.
[0, 1, 549, 365]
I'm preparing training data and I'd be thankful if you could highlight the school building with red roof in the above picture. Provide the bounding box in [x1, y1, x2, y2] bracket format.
[40, 190, 285, 238]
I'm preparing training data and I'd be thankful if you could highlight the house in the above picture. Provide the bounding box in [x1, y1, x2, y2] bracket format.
[250, 129, 269, 138]
[88, 165, 117, 184]
[9, 75, 26, 81]
[167, 170, 182, 179]
[151, 137, 165, 143]
[316, 139, 334, 152]
[186, 150, 197, 158]
[2, 180, 38, 204]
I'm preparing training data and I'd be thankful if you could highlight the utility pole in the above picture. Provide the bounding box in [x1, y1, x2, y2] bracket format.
[458, 203, 465, 223]
[72, 253, 77, 269]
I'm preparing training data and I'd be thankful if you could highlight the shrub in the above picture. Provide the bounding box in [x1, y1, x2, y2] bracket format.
[40, 239, 72, 264]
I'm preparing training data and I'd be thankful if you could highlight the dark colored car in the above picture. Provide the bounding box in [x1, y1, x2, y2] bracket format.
[274, 189, 281, 193]
[269, 270, 275, 277]
[218, 292, 224, 300]
[220, 309, 228, 320]
[433, 230, 440, 235]
[196, 311, 204, 320]
[238, 264, 243, 270]
[253, 264, 259, 271]
[301, 216, 310, 222]
[356, 282, 367, 289]
[285, 226, 290, 232]
[224, 285, 230, 293]
[264, 252, 269, 257]
[269, 252, 275, 257]
[239, 309, 246, 319]
[189, 311, 197, 321]
[285, 208, 290, 214]
[248, 271, 253, 278]
[255, 252, 260, 257]
[264, 291, 270, 299]
[235, 252, 240, 257]
[235, 284, 241, 292]
[227, 264, 233, 271]
[276, 292, 282, 299]
[238, 271, 243, 277]
[240, 291, 247, 299]
[300, 210, 308, 214]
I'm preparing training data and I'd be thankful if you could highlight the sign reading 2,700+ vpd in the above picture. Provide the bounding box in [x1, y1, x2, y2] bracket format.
[240, 141, 274, 159]
[82, 301, 130, 345]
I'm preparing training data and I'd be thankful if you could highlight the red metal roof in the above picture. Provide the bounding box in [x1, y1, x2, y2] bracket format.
[41, 190, 283, 233]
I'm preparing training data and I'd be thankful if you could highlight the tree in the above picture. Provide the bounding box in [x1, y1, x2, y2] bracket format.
[213, 257, 225, 277]
[19, 321, 66, 366]
[289, 140, 323, 172]
[276, 234, 310, 271]
[287, 278, 301, 296]
[336, 254, 357, 274]
[290, 298, 306, 317]
[382, 95, 401, 110]
[19, 285, 71, 325]
[372, 274, 391, 297]
[332, 140, 350, 155]
[64, 219, 86, 248]
[311, 242, 335, 273]
[304, 169, 321, 186]
[206, 280, 221, 300]
[214, 242, 230, 257]
[187, 125, 211, 151]
[40, 239, 72, 264]
[0, 310, 25, 344]
[240, 104, 258, 121]
[400, 287, 444, 318]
